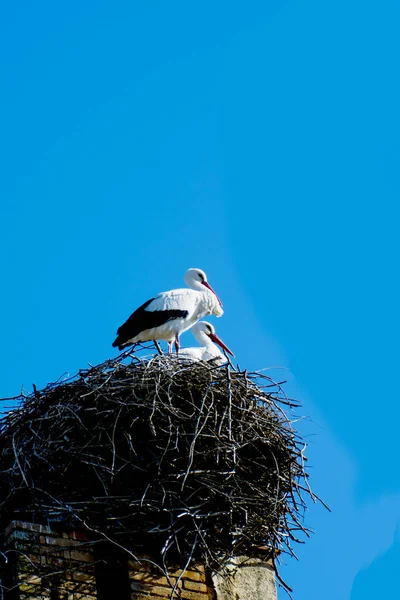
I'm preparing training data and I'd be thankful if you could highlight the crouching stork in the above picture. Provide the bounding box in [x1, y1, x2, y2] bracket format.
[180, 321, 234, 363]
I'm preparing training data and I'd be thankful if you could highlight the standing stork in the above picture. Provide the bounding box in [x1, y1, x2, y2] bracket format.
[112, 268, 223, 354]
[180, 321, 234, 363]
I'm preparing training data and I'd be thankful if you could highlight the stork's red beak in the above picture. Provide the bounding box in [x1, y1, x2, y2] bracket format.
[202, 281, 223, 306]
[209, 332, 235, 357]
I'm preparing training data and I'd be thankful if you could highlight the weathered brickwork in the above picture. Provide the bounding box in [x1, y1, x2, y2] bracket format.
[2, 521, 97, 600]
[127, 560, 214, 599]
[0, 522, 215, 599]
[0, 522, 275, 599]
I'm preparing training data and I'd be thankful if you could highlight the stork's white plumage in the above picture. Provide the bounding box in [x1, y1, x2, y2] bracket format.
[112, 269, 223, 354]
[180, 321, 234, 363]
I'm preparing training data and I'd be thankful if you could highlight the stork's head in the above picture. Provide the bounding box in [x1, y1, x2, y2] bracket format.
[192, 321, 235, 357]
[184, 268, 223, 307]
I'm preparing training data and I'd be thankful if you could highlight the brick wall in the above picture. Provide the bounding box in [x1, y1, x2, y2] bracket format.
[0, 522, 215, 600]
[127, 560, 214, 599]
[1, 521, 97, 599]
[0, 522, 275, 600]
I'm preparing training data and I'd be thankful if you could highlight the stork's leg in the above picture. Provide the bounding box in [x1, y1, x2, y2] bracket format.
[167, 341, 173, 354]
[174, 334, 180, 355]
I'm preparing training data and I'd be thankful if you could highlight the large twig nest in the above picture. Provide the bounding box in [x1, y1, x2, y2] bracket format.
[0, 348, 319, 590]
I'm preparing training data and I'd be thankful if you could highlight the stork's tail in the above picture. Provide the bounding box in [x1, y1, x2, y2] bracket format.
[112, 337, 125, 351]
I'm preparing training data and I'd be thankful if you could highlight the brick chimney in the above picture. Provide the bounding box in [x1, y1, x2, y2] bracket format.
[1, 521, 277, 599]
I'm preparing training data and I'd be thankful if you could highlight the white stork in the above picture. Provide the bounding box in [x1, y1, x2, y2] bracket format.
[180, 321, 235, 363]
[112, 268, 223, 354]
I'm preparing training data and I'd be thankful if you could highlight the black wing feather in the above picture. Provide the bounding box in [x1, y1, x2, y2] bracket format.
[112, 298, 189, 350]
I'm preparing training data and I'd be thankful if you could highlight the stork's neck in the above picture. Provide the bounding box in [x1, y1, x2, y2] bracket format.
[192, 329, 214, 348]
[187, 280, 209, 293]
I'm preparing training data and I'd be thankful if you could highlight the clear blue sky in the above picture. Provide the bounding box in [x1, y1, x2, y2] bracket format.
[1, 1, 399, 598]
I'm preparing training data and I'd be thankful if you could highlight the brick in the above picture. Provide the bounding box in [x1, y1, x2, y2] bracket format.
[132, 595, 162, 600]
[183, 580, 208, 593]
[13, 542, 42, 555]
[69, 550, 94, 562]
[18, 555, 38, 567]
[18, 583, 36, 593]
[132, 583, 177, 598]
[62, 579, 93, 590]
[18, 564, 40, 577]
[6, 521, 54, 537]
[71, 571, 96, 583]
[24, 574, 42, 585]
[27, 553, 41, 564]
[127, 559, 152, 572]
[21, 522, 54, 535]
[180, 590, 209, 600]
[168, 569, 206, 582]
[9, 529, 34, 542]
[190, 565, 205, 574]
[61, 586, 95, 596]
[181, 571, 206, 583]
[40, 535, 77, 547]
[68, 530, 89, 542]
[128, 571, 179, 587]
[38, 545, 65, 557]
[4, 520, 24, 536]
[45, 556, 65, 568]
[27, 554, 46, 566]
[128, 571, 152, 582]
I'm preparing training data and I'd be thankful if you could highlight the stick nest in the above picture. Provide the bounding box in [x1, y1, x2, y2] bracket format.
[0, 348, 317, 585]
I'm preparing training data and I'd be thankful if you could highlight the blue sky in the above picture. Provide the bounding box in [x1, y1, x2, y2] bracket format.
[1, 1, 399, 598]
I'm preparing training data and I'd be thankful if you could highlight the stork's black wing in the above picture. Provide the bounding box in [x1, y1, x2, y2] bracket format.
[112, 298, 189, 350]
